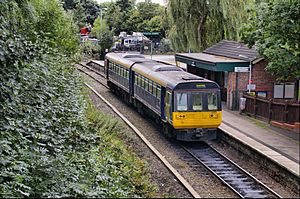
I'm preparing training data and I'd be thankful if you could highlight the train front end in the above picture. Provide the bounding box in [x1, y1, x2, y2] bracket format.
[171, 82, 222, 141]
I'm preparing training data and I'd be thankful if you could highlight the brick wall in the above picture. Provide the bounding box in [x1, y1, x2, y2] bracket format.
[252, 59, 276, 98]
[226, 59, 276, 109]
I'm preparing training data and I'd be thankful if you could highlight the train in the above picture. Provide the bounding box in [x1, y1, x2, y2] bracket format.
[104, 52, 222, 141]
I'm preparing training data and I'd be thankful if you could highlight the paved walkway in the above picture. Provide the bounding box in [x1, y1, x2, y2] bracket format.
[220, 105, 300, 177]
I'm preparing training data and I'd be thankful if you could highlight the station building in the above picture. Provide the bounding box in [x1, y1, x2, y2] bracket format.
[175, 40, 299, 110]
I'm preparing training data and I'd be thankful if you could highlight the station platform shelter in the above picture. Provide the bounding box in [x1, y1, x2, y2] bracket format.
[175, 40, 276, 110]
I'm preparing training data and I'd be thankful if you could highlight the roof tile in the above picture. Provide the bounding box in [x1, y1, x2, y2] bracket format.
[204, 40, 259, 61]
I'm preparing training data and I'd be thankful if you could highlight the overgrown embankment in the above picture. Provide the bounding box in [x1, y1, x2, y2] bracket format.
[0, 0, 156, 197]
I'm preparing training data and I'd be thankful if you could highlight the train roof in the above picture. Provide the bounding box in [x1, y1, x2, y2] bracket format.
[106, 52, 219, 89]
[105, 52, 154, 69]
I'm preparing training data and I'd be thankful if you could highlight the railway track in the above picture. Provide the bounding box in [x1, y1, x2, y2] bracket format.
[76, 62, 200, 198]
[182, 142, 282, 198]
[76, 61, 282, 198]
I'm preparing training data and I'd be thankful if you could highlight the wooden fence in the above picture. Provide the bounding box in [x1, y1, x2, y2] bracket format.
[242, 94, 300, 124]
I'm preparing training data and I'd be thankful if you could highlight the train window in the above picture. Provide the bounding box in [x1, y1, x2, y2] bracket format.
[149, 81, 153, 93]
[138, 75, 141, 85]
[136, 75, 139, 86]
[157, 86, 161, 99]
[116, 65, 119, 74]
[153, 84, 157, 97]
[145, 79, 149, 91]
[139, 76, 142, 87]
[191, 92, 203, 111]
[176, 92, 188, 111]
[141, 77, 145, 89]
[126, 70, 129, 79]
[208, 93, 218, 110]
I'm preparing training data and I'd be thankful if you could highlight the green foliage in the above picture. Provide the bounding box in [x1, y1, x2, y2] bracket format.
[85, 100, 157, 198]
[90, 17, 113, 54]
[105, 1, 166, 36]
[167, 0, 253, 52]
[1, 0, 157, 197]
[29, 0, 79, 56]
[158, 38, 172, 53]
[63, 0, 101, 27]
[240, 0, 300, 81]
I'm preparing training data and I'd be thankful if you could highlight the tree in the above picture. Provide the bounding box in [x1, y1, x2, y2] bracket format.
[105, 3, 123, 34]
[91, 17, 113, 59]
[104, 1, 166, 36]
[240, 0, 300, 81]
[167, 0, 253, 52]
[62, 0, 101, 27]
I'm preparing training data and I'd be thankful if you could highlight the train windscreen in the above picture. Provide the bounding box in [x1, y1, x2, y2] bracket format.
[174, 90, 220, 112]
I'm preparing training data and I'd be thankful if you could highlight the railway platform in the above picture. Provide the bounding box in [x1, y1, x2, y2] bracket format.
[87, 58, 300, 180]
[220, 104, 300, 179]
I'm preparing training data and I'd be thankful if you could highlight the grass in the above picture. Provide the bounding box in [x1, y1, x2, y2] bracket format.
[83, 87, 159, 197]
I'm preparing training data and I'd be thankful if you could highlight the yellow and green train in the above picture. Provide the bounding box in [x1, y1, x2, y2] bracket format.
[105, 52, 222, 141]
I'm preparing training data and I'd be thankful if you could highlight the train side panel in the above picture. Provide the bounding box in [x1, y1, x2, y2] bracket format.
[107, 59, 130, 93]
[133, 72, 161, 116]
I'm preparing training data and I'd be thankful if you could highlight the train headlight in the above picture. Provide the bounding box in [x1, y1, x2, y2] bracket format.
[176, 114, 186, 119]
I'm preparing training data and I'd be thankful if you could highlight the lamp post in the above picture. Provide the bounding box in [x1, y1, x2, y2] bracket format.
[99, 7, 107, 60]
[239, 54, 252, 93]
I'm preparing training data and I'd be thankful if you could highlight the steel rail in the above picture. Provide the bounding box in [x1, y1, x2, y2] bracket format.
[182, 143, 282, 198]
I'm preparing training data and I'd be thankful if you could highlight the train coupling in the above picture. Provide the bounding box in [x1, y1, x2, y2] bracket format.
[176, 128, 217, 142]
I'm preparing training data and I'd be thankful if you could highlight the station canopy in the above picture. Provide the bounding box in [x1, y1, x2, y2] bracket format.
[175, 40, 260, 72]
[175, 53, 249, 72]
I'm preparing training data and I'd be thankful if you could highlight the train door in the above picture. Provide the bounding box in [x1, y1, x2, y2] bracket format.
[164, 90, 172, 122]
[105, 59, 109, 79]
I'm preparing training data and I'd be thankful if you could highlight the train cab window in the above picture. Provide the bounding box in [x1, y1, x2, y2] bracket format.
[176, 92, 188, 111]
[208, 93, 218, 110]
[191, 92, 203, 111]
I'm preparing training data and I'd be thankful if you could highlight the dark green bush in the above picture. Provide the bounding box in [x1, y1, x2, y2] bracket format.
[1, 1, 157, 197]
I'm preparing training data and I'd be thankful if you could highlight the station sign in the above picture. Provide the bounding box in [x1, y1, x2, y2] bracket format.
[247, 84, 256, 90]
[234, 67, 249, 72]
